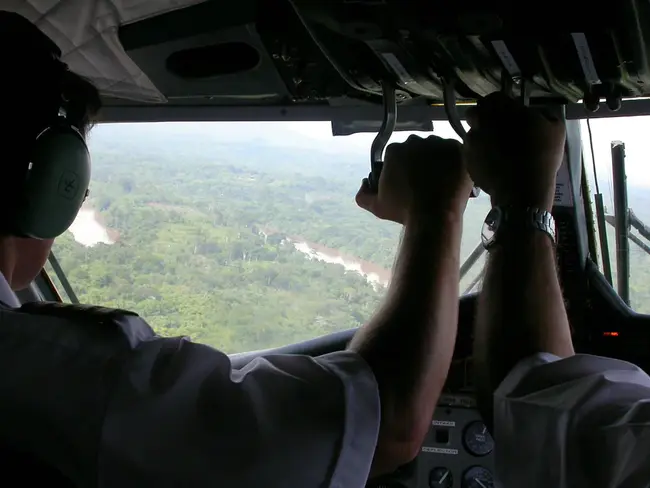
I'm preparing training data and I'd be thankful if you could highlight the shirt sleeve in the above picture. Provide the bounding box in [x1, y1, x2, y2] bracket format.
[99, 337, 380, 488]
[494, 352, 650, 488]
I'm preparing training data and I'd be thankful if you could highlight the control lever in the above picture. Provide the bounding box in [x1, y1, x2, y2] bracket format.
[443, 78, 480, 197]
[520, 79, 530, 107]
[443, 78, 468, 141]
[501, 71, 530, 107]
[501, 72, 514, 99]
[442, 73, 531, 198]
[368, 80, 397, 193]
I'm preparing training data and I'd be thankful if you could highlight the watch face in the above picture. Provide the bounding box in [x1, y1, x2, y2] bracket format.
[548, 216, 557, 242]
[481, 207, 502, 248]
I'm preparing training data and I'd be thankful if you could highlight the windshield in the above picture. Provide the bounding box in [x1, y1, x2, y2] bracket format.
[45, 121, 490, 353]
[582, 116, 650, 314]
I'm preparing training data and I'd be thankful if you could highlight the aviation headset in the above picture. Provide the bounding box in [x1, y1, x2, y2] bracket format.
[1, 11, 91, 240]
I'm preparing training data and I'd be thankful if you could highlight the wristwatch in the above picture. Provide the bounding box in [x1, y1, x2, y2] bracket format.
[481, 206, 556, 250]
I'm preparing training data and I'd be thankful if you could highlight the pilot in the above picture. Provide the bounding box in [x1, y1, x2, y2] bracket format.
[0, 11, 472, 487]
[466, 93, 650, 487]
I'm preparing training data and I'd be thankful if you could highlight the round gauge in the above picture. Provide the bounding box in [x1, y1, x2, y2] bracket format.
[429, 467, 453, 488]
[463, 421, 494, 456]
[462, 466, 494, 488]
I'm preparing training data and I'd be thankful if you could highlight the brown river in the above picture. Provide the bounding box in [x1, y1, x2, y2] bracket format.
[68, 209, 390, 289]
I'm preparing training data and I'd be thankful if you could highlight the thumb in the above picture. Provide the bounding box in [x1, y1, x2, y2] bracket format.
[355, 178, 375, 211]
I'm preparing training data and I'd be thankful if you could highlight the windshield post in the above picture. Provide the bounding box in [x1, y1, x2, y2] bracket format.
[460, 242, 485, 281]
[47, 252, 79, 304]
[594, 193, 613, 285]
[611, 140, 630, 306]
[586, 119, 613, 285]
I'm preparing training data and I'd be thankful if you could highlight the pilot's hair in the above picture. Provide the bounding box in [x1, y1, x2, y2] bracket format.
[57, 67, 102, 137]
[10, 56, 103, 140]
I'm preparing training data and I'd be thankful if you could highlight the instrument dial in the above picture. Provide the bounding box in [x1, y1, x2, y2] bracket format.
[462, 466, 494, 488]
[463, 420, 494, 456]
[429, 467, 453, 488]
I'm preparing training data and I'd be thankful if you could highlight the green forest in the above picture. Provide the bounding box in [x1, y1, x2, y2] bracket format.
[46, 122, 650, 354]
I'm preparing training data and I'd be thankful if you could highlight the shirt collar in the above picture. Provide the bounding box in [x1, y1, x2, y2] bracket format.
[0, 272, 21, 308]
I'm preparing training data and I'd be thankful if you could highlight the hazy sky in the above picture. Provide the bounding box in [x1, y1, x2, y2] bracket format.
[283, 117, 650, 192]
[263, 117, 650, 213]
[90, 116, 650, 211]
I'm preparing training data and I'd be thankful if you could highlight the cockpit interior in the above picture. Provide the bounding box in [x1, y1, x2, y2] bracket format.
[6, 1, 650, 487]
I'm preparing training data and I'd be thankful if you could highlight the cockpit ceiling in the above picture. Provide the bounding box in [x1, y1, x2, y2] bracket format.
[6, 0, 650, 120]
[3, 0, 206, 103]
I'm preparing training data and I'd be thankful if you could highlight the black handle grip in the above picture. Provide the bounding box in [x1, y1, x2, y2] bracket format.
[369, 81, 397, 194]
[368, 162, 383, 193]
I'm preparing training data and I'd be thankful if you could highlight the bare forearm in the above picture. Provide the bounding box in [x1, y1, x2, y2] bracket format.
[474, 231, 574, 428]
[350, 210, 463, 468]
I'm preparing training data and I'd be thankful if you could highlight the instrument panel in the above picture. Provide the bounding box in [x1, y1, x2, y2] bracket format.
[369, 395, 495, 488]
[369, 351, 496, 488]
[423, 396, 495, 488]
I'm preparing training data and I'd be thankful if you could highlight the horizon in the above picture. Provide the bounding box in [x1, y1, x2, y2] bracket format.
[86, 117, 650, 215]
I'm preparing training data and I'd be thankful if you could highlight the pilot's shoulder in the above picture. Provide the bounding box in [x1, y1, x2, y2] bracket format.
[20, 301, 140, 319]
[497, 352, 650, 408]
[3, 301, 158, 354]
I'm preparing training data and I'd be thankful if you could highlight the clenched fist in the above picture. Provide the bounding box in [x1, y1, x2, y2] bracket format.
[356, 135, 473, 225]
[464, 93, 566, 211]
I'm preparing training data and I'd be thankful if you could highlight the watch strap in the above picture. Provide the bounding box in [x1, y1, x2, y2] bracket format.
[483, 206, 556, 250]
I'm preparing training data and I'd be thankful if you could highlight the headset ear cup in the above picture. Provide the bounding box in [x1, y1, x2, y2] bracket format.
[13, 123, 90, 239]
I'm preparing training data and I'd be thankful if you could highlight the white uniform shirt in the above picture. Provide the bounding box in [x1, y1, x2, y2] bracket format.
[0, 273, 380, 487]
[495, 352, 650, 488]
[7, 270, 650, 487]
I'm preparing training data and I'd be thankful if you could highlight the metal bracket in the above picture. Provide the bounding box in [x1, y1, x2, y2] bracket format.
[368, 80, 397, 192]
